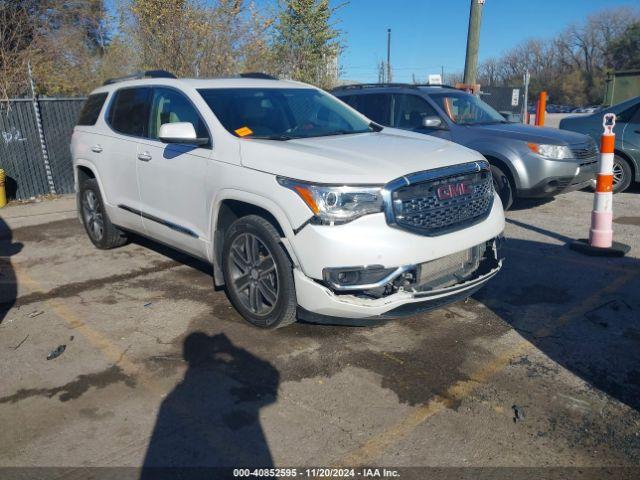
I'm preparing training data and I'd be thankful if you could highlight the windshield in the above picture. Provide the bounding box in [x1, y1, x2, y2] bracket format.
[430, 91, 506, 125]
[198, 88, 374, 140]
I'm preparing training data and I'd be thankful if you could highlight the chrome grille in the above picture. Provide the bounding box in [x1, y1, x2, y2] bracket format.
[384, 161, 494, 236]
[570, 138, 598, 161]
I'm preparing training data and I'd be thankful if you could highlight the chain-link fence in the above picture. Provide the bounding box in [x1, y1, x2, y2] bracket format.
[0, 97, 85, 200]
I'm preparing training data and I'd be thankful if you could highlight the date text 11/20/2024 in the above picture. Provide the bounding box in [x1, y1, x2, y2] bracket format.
[233, 468, 401, 478]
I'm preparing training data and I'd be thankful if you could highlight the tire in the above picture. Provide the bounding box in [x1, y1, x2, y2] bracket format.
[222, 215, 297, 329]
[490, 164, 514, 211]
[79, 178, 128, 249]
[612, 155, 633, 193]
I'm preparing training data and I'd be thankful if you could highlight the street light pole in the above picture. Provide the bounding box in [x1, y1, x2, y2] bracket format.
[386, 28, 392, 83]
[463, 0, 485, 85]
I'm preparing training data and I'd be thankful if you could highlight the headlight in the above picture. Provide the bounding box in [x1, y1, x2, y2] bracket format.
[277, 177, 383, 224]
[527, 143, 572, 160]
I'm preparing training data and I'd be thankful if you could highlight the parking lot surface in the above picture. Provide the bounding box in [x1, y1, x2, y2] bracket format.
[1, 190, 639, 473]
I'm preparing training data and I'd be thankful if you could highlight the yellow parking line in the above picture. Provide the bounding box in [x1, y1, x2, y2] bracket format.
[12, 263, 164, 395]
[340, 341, 531, 466]
[338, 269, 638, 466]
[11, 251, 639, 467]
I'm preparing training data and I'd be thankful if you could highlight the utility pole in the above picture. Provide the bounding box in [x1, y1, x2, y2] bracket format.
[386, 28, 392, 83]
[522, 70, 530, 123]
[378, 61, 385, 83]
[463, 0, 485, 85]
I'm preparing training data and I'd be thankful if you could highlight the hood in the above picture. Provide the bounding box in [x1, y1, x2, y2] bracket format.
[239, 128, 483, 184]
[470, 122, 591, 145]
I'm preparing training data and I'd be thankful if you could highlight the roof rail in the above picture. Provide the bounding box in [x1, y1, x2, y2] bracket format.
[103, 70, 177, 86]
[239, 72, 278, 80]
[332, 82, 457, 91]
[333, 83, 419, 91]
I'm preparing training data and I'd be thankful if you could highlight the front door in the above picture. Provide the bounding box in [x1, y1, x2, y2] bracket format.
[391, 93, 452, 140]
[621, 104, 640, 169]
[135, 87, 212, 259]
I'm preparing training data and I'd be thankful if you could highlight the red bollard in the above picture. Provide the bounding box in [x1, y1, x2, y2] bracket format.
[570, 113, 630, 257]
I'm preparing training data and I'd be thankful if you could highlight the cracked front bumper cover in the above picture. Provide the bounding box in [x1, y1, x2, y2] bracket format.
[294, 239, 503, 322]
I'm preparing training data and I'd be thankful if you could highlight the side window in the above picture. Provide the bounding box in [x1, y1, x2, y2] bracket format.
[149, 88, 208, 142]
[351, 94, 391, 125]
[77, 93, 108, 126]
[617, 104, 640, 123]
[108, 87, 151, 137]
[393, 94, 440, 130]
[338, 95, 355, 106]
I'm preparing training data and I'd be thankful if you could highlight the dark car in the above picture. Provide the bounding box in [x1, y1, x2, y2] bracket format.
[560, 96, 640, 192]
[333, 84, 597, 209]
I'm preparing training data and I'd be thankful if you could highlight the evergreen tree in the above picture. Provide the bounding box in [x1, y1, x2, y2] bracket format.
[273, 0, 343, 89]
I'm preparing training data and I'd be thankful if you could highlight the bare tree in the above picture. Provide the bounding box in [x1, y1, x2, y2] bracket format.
[476, 7, 640, 105]
[0, 1, 36, 101]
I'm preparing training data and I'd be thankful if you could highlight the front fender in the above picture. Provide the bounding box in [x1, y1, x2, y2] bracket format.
[467, 142, 525, 189]
[208, 189, 303, 285]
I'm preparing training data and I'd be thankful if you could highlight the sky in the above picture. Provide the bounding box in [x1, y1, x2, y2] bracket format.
[107, 0, 638, 83]
[331, 0, 639, 83]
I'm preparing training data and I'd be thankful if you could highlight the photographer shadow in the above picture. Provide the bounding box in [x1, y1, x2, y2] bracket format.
[141, 332, 279, 476]
[0, 215, 23, 325]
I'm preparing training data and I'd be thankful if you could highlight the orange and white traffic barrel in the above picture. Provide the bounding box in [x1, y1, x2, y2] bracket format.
[590, 114, 616, 247]
[570, 113, 629, 257]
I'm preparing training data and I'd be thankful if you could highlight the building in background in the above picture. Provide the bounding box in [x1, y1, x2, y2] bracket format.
[604, 70, 640, 106]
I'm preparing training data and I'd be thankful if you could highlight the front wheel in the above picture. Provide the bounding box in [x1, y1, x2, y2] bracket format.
[222, 215, 297, 329]
[490, 164, 514, 211]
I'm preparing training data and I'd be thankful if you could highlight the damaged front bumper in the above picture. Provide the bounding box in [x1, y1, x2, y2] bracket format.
[294, 238, 503, 321]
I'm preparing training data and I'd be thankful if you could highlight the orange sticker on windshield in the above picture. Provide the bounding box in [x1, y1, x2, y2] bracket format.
[235, 126, 253, 137]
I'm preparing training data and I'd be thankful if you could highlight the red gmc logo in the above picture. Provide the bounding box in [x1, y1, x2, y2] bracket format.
[436, 182, 472, 200]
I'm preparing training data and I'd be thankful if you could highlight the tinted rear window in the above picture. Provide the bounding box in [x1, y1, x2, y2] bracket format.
[343, 93, 391, 125]
[108, 87, 151, 137]
[77, 93, 108, 126]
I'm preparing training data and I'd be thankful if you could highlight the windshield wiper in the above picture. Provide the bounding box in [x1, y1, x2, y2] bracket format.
[249, 134, 295, 141]
[306, 129, 372, 138]
[464, 120, 509, 126]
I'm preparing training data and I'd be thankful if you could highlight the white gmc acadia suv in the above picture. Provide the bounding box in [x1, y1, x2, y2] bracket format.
[71, 71, 505, 329]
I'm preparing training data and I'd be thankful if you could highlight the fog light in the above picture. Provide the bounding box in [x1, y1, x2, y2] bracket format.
[323, 265, 398, 290]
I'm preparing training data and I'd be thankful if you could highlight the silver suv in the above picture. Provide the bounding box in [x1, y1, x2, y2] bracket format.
[333, 84, 598, 209]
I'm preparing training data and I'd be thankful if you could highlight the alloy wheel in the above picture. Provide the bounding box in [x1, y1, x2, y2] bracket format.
[613, 161, 624, 186]
[82, 190, 104, 241]
[228, 233, 279, 316]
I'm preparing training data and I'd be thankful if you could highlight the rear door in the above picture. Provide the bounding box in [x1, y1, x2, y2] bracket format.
[135, 87, 212, 259]
[341, 93, 392, 126]
[621, 103, 640, 177]
[100, 86, 152, 231]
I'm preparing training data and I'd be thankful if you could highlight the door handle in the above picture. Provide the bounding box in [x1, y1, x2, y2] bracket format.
[137, 152, 152, 162]
[91, 145, 103, 153]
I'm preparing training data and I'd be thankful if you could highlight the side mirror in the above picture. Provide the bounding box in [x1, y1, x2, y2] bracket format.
[422, 116, 444, 129]
[159, 122, 208, 146]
